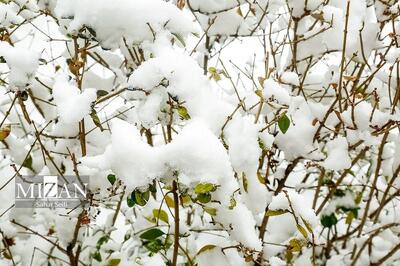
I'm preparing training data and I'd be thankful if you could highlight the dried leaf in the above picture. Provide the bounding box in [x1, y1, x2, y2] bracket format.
[0, 125, 11, 141]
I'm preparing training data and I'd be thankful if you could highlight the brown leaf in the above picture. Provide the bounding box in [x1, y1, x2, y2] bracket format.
[344, 75, 357, 81]
[0, 125, 11, 141]
[177, 0, 185, 9]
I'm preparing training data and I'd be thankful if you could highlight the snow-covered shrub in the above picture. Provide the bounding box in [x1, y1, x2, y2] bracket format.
[1, 0, 400, 265]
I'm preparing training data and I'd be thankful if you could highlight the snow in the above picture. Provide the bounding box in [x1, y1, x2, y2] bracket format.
[82, 119, 234, 190]
[0, 2, 24, 27]
[280, 71, 300, 86]
[0, 42, 39, 89]
[275, 98, 323, 160]
[55, 0, 197, 49]
[53, 75, 97, 124]
[263, 79, 291, 105]
[2, 0, 400, 265]
[323, 136, 351, 171]
[216, 202, 262, 250]
[127, 50, 232, 133]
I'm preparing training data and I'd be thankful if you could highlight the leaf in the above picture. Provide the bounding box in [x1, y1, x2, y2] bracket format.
[229, 198, 236, 210]
[345, 211, 355, 224]
[134, 190, 150, 206]
[96, 235, 109, 249]
[208, 67, 217, 74]
[144, 238, 164, 253]
[211, 72, 221, 81]
[139, 228, 164, 240]
[93, 251, 102, 262]
[127, 196, 135, 207]
[242, 173, 248, 193]
[107, 174, 116, 185]
[90, 109, 104, 131]
[0, 125, 11, 141]
[194, 183, 216, 194]
[153, 209, 169, 224]
[355, 192, 363, 204]
[320, 213, 338, 228]
[288, 238, 303, 252]
[197, 193, 211, 204]
[197, 244, 216, 255]
[285, 249, 293, 263]
[97, 90, 108, 98]
[257, 171, 265, 184]
[165, 195, 175, 208]
[278, 114, 290, 134]
[297, 224, 308, 239]
[266, 209, 288, 216]
[344, 75, 357, 81]
[300, 216, 313, 233]
[177, 106, 190, 120]
[22, 155, 33, 170]
[107, 259, 121, 266]
[208, 67, 221, 81]
[204, 207, 217, 216]
[181, 195, 191, 206]
[236, 7, 243, 17]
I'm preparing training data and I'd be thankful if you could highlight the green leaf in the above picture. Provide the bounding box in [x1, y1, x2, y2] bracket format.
[197, 193, 211, 204]
[96, 90, 109, 98]
[177, 106, 190, 120]
[204, 207, 217, 216]
[127, 196, 135, 207]
[208, 67, 221, 81]
[242, 173, 248, 193]
[96, 235, 109, 249]
[22, 155, 33, 170]
[197, 244, 216, 255]
[92, 251, 102, 262]
[345, 211, 355, 224]
[229, 198, 236, 210]
[278, 114, 290, 134]
[134, 190, 150, 206]
[333, 189, 346, 197]
[300, 216, 313, 233]
[194, 183, 216, 194]
[107, 174, 116, 185]
[266, 209, 289, 216]
[153, 209, 169, 224]
[288, 238, 304, 252]
[144, 238, 164, 253]
[107, 259, 121, 266]
[139, 228, 164, 240]
[355, 192, 363, 204]
[297, 224, 308, 239]
[320, 213, 338, 228]
[90, 109, 104, 131]
[208, 67, 217, 74]
[165, 195, 175, 208]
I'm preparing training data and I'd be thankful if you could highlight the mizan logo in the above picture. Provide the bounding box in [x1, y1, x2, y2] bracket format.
[15, 175, 89, 208]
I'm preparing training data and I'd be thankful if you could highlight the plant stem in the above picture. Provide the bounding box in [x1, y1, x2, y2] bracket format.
[172, 180, 180, 266]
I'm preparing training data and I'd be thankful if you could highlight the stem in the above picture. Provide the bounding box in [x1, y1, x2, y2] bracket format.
[357, 131, 389, 235]
[172, 180, 180, 266]
[337, 0, 351, 113]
